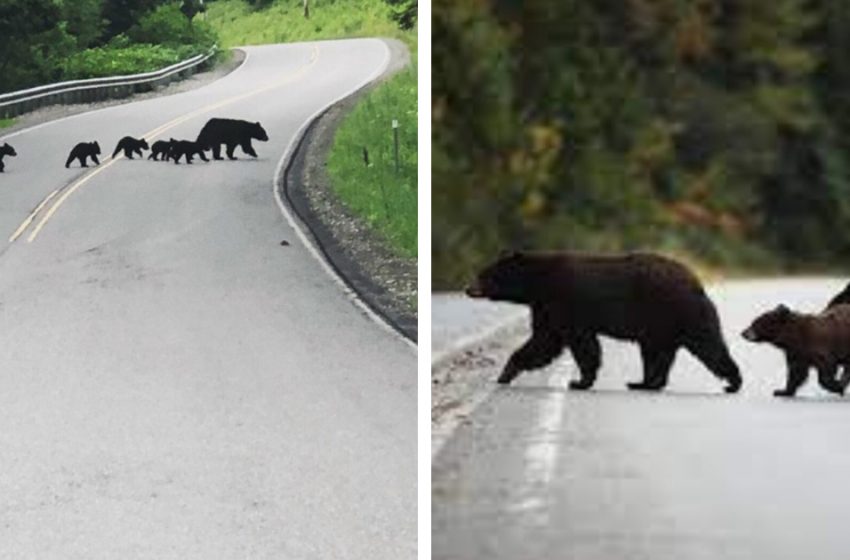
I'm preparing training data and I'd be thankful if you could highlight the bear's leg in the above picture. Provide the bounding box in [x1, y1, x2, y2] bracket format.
[91, 154, 100, 165]
[629, 343, 676, 391]
[498, 333, 564, 385]
[226, 143, 238, 160]
[124, 147, 133, 159]
[79, 155, 88, 167]
[684, 331, 742, 393]
[816, 362, 845, 395]
[212, 144, 223, 160]
[241, 140, 257, 158]
[775, 355, 808, 397]
[148, 152, 155, 160]
[197, 150, 208, 162]
[838, 363, 850, 392]
[567, 334, 601, 390]
[0, 160, 4, 172]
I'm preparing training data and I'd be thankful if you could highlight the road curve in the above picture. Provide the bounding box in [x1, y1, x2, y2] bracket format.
[433, 278, 850, 560]
[0, 39, 415, 559]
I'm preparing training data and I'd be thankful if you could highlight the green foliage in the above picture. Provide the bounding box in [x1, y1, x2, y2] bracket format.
[62, 43, 197, 79]
[327, 62, 418, 257]
[386, 0, 416, 30]
[128, 2, 216, 48]
[206, 0, 411, 47]
[433, 0, 850, 287]
[60, 0, 106, 49]
[0, 0, 219, 94]
[0, 118, 15, 129]
[102, 0, 169, 39]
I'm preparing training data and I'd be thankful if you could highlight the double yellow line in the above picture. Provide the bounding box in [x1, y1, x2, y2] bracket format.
[11, 45, 320, 244]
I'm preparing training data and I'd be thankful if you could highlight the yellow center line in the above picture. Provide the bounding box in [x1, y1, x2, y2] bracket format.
[16, 44, 320, 244]
[9, 188, 61, 243]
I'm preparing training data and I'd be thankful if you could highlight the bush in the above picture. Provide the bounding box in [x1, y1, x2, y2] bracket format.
[62, 43, 198, 79]
[128, 2, 216, 48]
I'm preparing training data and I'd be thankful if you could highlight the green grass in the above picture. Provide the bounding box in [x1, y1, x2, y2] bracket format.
[205, 0, 410, 47]
[207, 0, 418, 257]
[327, 62, 418, 257]
[0, 118, 15, 129]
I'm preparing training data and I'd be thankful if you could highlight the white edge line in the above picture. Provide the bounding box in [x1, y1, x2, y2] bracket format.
[271, 38, 416, 352]
[0, 49, 251, 143]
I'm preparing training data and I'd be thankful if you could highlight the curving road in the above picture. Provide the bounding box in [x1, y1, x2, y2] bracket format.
[0, 39, 415, 559]
[433, 278, 850, 560]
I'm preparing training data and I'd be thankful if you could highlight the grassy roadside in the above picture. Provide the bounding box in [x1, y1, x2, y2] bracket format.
[0, 118, 15, 130]
[326, 62, 417, 257]
[206, 0, 417, 258]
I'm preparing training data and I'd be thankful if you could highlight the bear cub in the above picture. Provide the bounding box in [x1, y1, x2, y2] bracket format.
[148, 140, 174, 161]
[169, 139, 209, 164]
[112, 136, 149, 159]
[65, 141, 100, 168]
[0, 143, 16, 172]
[196, 118, 268, 160]
[743, 304, 850, 397]
[467, 251, 742, 393]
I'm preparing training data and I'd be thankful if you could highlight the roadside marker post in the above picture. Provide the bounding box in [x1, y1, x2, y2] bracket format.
[392, 119, 399, 175]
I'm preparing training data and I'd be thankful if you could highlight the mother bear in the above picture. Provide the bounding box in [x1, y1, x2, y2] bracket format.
[467, 251, 742, 393]
[196, 118, 269, 160]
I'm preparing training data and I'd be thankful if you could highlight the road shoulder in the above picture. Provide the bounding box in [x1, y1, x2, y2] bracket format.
[283, 38, 417, 342]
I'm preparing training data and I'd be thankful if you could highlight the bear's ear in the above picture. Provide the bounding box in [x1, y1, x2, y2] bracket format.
[775, 304, 791, 317]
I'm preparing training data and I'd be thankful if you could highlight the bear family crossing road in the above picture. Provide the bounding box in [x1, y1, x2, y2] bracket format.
[91, 119, 269, 165]
[435, 278, 850, 560]
[0, 39, 414, 559]
[467, 251, 850, 398]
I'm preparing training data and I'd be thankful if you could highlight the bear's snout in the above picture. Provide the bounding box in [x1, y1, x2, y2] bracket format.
[466, 280, 485, 298]
[742, 327, 757, 342]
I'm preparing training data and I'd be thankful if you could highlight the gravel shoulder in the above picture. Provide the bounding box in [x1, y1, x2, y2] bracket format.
[0, 50, 246, 138]
[283, 38, 417, 342]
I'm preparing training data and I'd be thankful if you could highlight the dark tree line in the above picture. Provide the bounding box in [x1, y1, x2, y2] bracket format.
[0, 0, 214, 94]
[433, 0, 850, 287]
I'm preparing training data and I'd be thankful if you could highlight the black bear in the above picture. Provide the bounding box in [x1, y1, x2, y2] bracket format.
[466, 251, 742, 393]
[65, 141, 101, 168]
[169, 139, 209, 164]
[196, 118, 268, 160]
[0, 142, 16, 172]
[112, 136, 149, 159]
[742, 304, 850, 397]
[148, 139, 174, 161]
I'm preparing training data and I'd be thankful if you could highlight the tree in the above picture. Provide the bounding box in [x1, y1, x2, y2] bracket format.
[0, 0, 62, 92]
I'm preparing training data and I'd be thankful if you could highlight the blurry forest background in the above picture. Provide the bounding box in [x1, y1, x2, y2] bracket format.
[433, 0, 850, 288]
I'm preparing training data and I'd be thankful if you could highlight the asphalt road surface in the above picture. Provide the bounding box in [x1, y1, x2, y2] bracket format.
[0, 39, 415, 559]
[433, 278, 850, 560]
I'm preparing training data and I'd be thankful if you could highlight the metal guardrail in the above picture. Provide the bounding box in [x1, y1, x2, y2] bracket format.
[0, 45, 218, 118]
